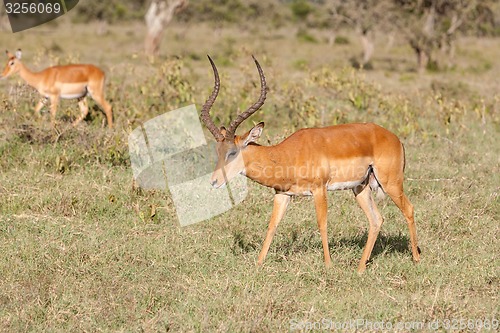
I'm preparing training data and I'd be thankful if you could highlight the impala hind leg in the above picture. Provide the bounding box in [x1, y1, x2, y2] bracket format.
[257, 193, 290, 265]
[93, 96, 113, 128]
[313, 187, 331, 267]
[385, 184, 420, 263]
[354, 184, 384, 273]
[88, 80, 113, 128]
[49, 95, 59, 126]
[72, 97, 89, 127]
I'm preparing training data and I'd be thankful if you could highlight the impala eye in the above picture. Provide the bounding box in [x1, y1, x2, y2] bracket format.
[226, 150, 237, 160]
[9, 61, 14, 66]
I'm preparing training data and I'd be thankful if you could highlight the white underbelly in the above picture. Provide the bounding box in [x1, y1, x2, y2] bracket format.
[327, 180, 364, 191]
[283, 180, 365, 196]
[60, 92, 87, 99]
[47, 82, 88, 99]
[284, 190, 313, 196]
[327, 166, 371, 191]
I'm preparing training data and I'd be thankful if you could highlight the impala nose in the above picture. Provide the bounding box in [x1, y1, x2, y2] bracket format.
[210, 179, 217, 188]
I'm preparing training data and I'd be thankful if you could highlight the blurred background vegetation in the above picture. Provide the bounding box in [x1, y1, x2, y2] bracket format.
[73, 0, 500, 70]
[2, 0, 499, 70]
[0, 1, 499, 331]
[76, 0, 500, 33]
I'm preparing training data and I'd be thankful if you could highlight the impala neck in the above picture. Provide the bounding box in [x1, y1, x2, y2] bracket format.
[17, 62, 43, 90]
[241, 144, 285, 189]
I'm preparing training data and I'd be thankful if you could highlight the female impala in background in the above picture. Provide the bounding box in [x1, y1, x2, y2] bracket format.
[1, 49, 113, 128]
[201, 56, 420, 273]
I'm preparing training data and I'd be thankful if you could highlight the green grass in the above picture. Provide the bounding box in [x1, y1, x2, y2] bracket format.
[0, 15, 499, 332]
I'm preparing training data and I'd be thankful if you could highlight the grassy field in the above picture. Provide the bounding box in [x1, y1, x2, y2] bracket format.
[0, 16, 499, 332]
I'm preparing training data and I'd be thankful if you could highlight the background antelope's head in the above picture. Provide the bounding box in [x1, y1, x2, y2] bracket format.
[1, 49, 22, 79]
[200, 56, 267, 188]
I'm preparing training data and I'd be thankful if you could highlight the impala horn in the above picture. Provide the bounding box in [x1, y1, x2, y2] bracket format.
[200, 55, 267, 142]
[225, 56, 267, 140]
[200, 55, 224, 142]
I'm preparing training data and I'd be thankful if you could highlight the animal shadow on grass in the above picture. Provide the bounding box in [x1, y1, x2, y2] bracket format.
[232, 230, 260, 255]
[231, 229, 412, 265]
[333, 231, 411, 261]
[15, 123, 53, 144]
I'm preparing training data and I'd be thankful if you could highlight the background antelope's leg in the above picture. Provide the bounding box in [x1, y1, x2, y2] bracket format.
[34, 97, 47, 117]
[49, 95, 59, 125]
[355, 184, 384, 273]
[385, 184, 420, 263]
[313, 187, 331, 267]
[257, 193, 290, 265]
[88, 80, 113, 128]
[93, 95, 113, 128]
[73, 97, 89, 127]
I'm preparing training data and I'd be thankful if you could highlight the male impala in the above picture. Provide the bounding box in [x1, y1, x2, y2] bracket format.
[201, 56, 421, 272]
[1, 49, 113, 128]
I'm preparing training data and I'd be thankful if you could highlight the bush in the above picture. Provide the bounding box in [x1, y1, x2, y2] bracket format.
[334, 35, 350, 45]
[74, 0, 147, 23]
[178, 0, 285, 24]
[290, 0, 313, 20]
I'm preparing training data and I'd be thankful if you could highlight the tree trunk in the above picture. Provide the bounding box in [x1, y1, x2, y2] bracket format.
[385, 32, 395, 50]
[415, 5, 435, 73]
[328, 31, 336, 46]
[417, 49, 429, 74]
[360, 30, 375, 66]
[0, 7, 10, 31]
[144, 0, 186, 56]
[409, 37, 430, 74]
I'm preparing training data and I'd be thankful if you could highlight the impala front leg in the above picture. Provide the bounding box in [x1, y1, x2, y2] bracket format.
[313, 187, 332, 267]
[257, 193, 290, 265]
[34, 97, 48, 117]
[73, 97, 89, 127]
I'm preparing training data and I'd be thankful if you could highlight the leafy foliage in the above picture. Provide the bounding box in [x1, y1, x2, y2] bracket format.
[74, 0, 148, 22]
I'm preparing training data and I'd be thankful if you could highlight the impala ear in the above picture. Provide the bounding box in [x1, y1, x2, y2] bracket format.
[242, 122, 264, 147]
[15, 49, 21, 59]
[220, 126, 227, 137]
